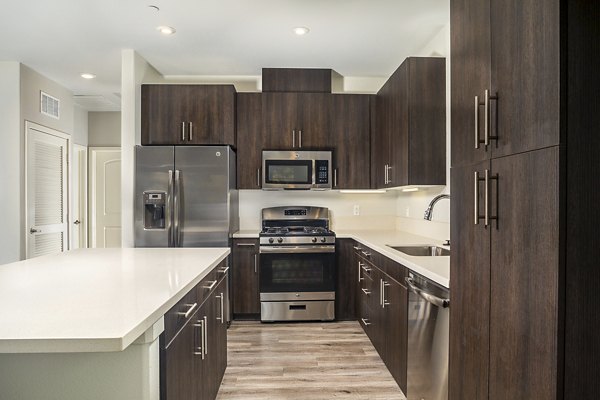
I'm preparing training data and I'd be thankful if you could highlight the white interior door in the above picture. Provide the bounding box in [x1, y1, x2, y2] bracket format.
[26, 122, 69, 259]
[89, 147, 121, 248]
[71, 144, 88, 249]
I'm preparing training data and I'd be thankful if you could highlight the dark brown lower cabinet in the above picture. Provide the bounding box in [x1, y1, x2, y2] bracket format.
[231, 239, 260, 320]
[161, 264, 229, 400]
[356, 246, 408, 395]
[335, 239, 358, 320]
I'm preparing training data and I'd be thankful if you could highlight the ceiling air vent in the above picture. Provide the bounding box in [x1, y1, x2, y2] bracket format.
[40, 91, 60, 119]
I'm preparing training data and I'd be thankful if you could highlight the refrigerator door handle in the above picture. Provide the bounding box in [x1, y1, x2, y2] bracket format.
[167, 170, 174, 247]
[174, 170, 181, 247]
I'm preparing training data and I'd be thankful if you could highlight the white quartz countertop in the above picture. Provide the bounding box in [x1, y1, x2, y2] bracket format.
[0, 247, 229, 354]
[233, 229, 449, 288]
[335, 230, 449, 288]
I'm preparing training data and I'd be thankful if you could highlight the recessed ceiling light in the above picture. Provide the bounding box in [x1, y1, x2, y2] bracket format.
[293, 26, 310, 36]
[80, 73, 96, 80]
[157, 26, 176, 35]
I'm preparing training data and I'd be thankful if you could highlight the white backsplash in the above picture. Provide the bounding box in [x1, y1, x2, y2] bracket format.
[238, 190, 398, 231]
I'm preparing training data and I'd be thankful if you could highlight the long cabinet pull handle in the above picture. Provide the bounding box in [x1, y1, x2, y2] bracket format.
[181, 122, 186, 141]
[474, 171, 486, 225]
[299, 130, 302, 148]
[254, 254, 258, 274]
[475, 96, 480, 149]
[236, 243, 255, 247]
[216, 293, 224, 323]
[361, 265, 372, 273]
[203, 280, 217, 291]
[292, 130, 296, 148]
[189, 122, 193, 141]
[384, 164, 388, 184]
[484, 169, 499, 227]
[203, 316, 208, 356]
[358, 261, 364, 282]
[178, 303, 198, 319]
[353, 246, 362, 251]
[219, 266, 230, 275]
[484, 90, 499, 146]
[193, 319, 204, 357]
[382, 281, 390, 308]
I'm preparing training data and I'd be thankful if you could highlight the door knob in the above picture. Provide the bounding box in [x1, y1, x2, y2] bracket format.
[73, 220, 81, 225]
[29, 228, 40, 234]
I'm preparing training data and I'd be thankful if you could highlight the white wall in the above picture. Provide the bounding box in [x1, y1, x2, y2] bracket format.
[121, 50, 164, 248]
[89, 111, 121, 147]
[0, 62, 22, 265]
[73, 106, 88, 146]
[394, 21, 451, 241]
[239, 191, 398, 232]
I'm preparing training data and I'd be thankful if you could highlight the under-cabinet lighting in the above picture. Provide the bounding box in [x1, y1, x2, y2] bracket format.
[339, 190, 387, 194]
[402, 187, 419, 192]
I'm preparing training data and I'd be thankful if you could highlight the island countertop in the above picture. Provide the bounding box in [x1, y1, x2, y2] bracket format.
[0, 247, 229, 354]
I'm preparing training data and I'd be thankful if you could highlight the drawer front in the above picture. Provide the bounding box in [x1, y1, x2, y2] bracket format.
[163, 285, 199, 346]
[196, 260, 225, 306]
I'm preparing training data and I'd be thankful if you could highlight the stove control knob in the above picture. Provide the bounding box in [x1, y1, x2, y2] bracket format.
[277, 237, 284, 243]
[268, 238, 274, 244]
[320, 237, 327, 243]
[312, 237, 317, 243]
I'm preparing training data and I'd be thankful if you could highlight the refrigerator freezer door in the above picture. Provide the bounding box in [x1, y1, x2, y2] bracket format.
[175, 146, 232, 247]
[134, 146, 175, 247]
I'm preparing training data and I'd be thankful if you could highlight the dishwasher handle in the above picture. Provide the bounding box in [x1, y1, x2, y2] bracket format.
[405, 277, 450, 308]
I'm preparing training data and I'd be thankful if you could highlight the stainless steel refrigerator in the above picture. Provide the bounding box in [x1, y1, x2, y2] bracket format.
[134, 145, 239, 247]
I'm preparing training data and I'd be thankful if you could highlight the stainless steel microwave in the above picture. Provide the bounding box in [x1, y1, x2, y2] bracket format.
[262, 150, 332, 190]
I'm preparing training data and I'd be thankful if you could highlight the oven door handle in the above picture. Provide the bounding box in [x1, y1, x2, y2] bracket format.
[259, 246, 336, 254]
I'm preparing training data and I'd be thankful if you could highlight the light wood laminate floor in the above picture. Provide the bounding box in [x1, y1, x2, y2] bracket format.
[216, 321, 406, 400]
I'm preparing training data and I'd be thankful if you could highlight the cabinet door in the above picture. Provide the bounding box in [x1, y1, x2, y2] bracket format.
[296, 93, 332, 149]
[388, 62, 409, 187]
[186, 85, 236, 146]
[335, 239, 358, 320]
[212, 278, 228, 396]
[262, 93, 297, 149]
[490, 0, 560, 158]
[489, 148, 559, 400]
[330, 95, 371, 189]
[162, 312, 198, 400]
[449, 160, 490, 400]
[369, 267, 387, 360]
[232, 239, 260, 317]
[450, 0, 492, 167]
[383, 275, 408, 395]
[236, 93, 263, 189]
[372, 94, 390, 189]
[141, 85, 187, 145]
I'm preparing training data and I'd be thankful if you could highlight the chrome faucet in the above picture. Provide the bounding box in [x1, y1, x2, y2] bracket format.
[424, 194, 450, 221]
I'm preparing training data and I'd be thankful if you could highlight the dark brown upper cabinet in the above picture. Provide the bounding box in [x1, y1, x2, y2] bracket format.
[261, 92, 332, 150]
[330, 95, 372, 189]
[451, 0, 560, 167]
[141, 84, 236, 146]
[373, 57, 446, 189]
[262, 68, 343, 93]
[236, 93, 263, 189]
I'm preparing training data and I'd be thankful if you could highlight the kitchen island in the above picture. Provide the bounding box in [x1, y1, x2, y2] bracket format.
[0, 247, 230, 400]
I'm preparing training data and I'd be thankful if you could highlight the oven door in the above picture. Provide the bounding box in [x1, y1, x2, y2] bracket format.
[259, 247, 335, 296]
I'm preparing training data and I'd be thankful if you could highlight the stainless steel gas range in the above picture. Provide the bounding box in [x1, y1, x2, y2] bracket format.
[259, 206, 335, 322]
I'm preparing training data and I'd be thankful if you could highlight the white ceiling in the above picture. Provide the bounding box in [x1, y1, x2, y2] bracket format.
[0, 0, 449, 110]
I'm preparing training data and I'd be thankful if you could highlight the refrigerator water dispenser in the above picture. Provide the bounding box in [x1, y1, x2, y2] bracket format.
[143, 191, 166, 230]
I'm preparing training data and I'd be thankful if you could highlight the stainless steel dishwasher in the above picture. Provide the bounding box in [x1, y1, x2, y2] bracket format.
[405, 271, 450, 400]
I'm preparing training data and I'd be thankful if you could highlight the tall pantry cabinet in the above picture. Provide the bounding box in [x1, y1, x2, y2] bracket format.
[449, 0, 599, 399]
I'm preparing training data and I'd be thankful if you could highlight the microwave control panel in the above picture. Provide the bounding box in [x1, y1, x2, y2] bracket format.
[315, 160, 329, 184]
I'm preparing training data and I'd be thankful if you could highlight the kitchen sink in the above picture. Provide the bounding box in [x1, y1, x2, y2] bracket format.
[387, 245, 450, 257]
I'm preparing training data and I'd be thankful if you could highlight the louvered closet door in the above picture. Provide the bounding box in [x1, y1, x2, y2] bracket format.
[26, 125, 69, 259]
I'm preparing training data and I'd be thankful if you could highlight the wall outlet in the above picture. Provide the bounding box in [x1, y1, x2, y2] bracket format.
[353, 205, 360, 216]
